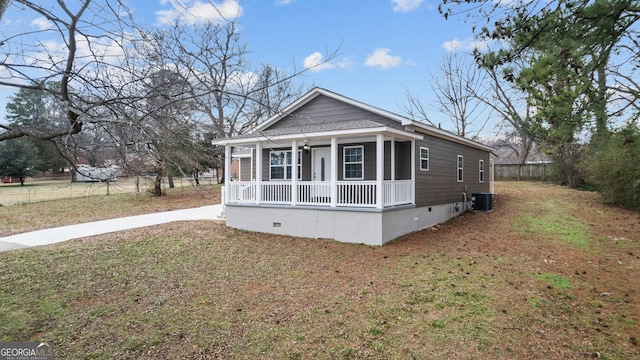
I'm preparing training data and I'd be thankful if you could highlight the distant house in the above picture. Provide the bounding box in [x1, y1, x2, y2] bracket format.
[213, 88, 494, 246]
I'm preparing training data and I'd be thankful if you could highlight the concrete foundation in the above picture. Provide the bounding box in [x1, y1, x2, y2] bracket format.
[225, 202, 464, 246]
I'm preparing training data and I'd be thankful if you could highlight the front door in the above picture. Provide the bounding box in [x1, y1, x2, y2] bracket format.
[312, 147, 331, 181]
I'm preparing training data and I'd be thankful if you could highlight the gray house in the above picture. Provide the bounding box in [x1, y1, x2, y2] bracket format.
[213, 88, 494, 246]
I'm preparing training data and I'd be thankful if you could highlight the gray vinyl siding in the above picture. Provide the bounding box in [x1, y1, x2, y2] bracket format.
[266, 95, 402, 130]
[239, 157, 252, 181]
[414, 134, 491, 207]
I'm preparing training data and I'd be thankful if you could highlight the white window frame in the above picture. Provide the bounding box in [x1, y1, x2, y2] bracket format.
[420, 147, 429, 171]
[479, 159, 485, 183]
[343, 145, 364, 180]
[457, 155, 464, 182]
[269, 150, 302, 180]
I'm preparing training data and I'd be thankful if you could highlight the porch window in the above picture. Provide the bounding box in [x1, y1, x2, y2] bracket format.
[270, 150, 302, 180]
[420, 147, 429, 171]
[457, 155, 464, 182]
[479, 159, 485, 183]
[343, 146, 364, 180]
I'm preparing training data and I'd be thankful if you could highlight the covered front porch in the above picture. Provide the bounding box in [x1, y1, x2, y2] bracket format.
[226, 179, 414, 208]
[219, 128, 423, 210]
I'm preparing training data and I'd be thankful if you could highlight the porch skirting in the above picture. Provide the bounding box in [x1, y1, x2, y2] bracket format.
[224, 203, 464, 246]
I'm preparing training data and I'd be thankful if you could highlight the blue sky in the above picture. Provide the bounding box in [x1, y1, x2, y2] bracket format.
[1, 0, 484, 130]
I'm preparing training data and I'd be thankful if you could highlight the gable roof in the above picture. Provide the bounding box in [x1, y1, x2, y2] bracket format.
[214, 87, 493, 153]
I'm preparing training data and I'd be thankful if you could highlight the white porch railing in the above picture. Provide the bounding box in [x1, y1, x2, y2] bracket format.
[226, 180, 413, 208]
[383, 180, 414, 206]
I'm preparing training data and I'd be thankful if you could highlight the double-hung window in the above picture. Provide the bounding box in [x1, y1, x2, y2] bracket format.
[457, 155, 464, 182]
[270, 150, 302, 180]
[420, 147, 429, 171]
[343, 146, 364, 180]
[479, 159, 485, 183]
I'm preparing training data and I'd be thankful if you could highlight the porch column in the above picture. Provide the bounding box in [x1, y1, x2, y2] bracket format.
[291, 140, 298, 206]
[330, 137, 337, 207]
[376, 134, 384, 209]
[224, 145, 231, 204]
[255, 142, 262, 204]
[411, 139, 416, 205]
[390, 138, 395, 181]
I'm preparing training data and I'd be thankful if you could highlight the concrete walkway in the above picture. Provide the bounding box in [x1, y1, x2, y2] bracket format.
[0, 204, 224, 252]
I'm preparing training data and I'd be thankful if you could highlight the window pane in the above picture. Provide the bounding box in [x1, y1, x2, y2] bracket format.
[345, 164, 362, 179]
[271, 167, 284, 179]
[421, 159, 428, 169]
[271, 152, 285, 166]
[345, 147, 362, 162]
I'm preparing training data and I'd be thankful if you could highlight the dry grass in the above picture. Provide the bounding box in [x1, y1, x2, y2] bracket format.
[0, 182, 639, 359]
[0, 182, 220, 237]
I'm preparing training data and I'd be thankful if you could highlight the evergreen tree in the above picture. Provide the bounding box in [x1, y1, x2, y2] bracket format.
[5, 83, 70, 174]
[0, 138, 40, 185]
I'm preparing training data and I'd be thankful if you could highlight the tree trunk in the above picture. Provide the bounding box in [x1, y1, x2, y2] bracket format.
[153, 166, 163, 196]
[168, 171, 175, 188]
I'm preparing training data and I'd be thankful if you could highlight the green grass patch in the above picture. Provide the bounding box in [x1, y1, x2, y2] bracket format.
[514, 200, 590, 249]
[536, 273, 571, 289]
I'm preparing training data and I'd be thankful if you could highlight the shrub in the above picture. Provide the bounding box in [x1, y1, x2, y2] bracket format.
[584, 123, 640, 210]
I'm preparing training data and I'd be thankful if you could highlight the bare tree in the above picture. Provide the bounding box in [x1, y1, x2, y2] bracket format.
[476, 64, 536, 164]
[405, 52, 490, 139]
[155, 20, 307, 140]
[0, 0, 139, 142]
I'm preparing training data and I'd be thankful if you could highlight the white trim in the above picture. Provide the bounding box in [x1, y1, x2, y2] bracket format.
[343, 145, 364, 180]
[411, 140, 416, 205]
[255, 143, 262, 204]
[224, 145, 231, 204]
[291, 140, 298, 206]
[479, 159, 485, 183]
[331, 138, 337, 207]
[212, 126, 423, 146]
[390, 138, 395, 181]
[457, 155, 464, 182]
[419, 147, 429, 171]
[376, 134, 384, 209]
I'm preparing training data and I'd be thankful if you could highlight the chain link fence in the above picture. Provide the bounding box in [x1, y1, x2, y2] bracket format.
[0, 176, 219, 206]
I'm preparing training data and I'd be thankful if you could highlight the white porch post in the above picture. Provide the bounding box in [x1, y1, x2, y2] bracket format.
[330, 137, 337, 207]
[291, 140, 298, 206]
[255, 142, 262, 204]
[411, 139, 416, 205]
[390, 138, 395, 181]
[376, 134, 384, 209]
[224, 145, 231, 204]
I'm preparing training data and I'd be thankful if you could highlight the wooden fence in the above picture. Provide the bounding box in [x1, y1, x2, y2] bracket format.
[494, 163, 555, 181]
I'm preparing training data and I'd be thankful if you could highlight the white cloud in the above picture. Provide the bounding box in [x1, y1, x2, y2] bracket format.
[31, 17, 53, 30]
[337, 56, 355, 70]
[156, 0, 242, 25]
[302, 52, 335, 72]
[275, 0, 296, 5]
[364, 48, 403, 69]
[392, 0, 424, 12]
[442, 37, 494, 52]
